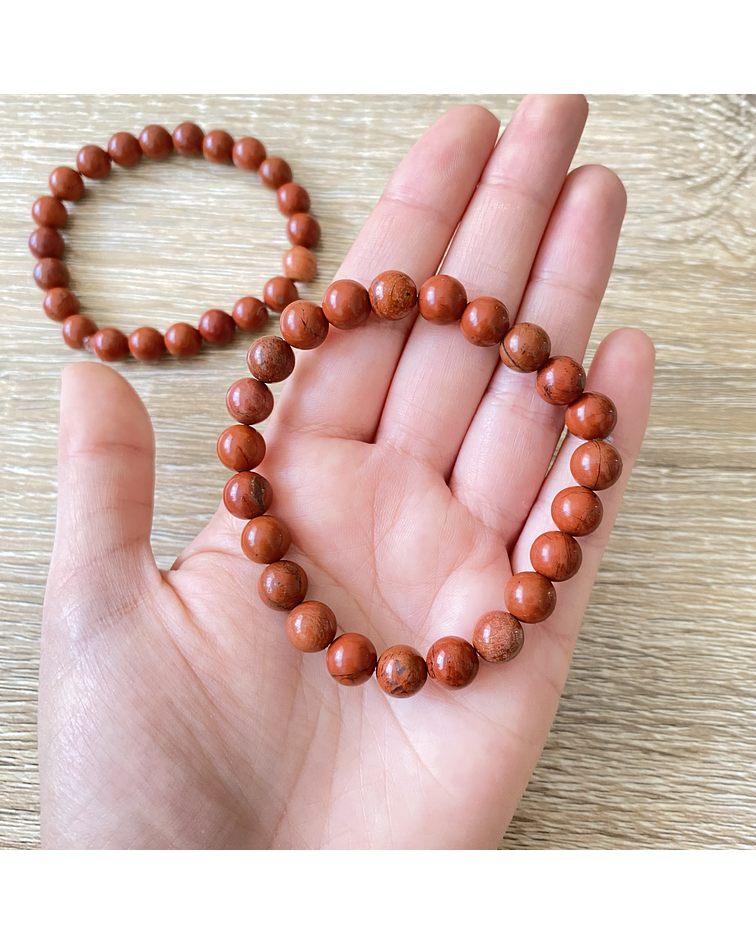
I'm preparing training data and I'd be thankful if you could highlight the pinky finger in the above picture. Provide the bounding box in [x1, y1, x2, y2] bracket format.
[511, 327, 655, 676]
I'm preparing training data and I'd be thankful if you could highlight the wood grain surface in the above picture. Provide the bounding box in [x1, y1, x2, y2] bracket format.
[1, 95, 754, 849]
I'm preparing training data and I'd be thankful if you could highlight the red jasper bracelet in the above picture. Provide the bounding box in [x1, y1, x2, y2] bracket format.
[32, 122, 622, 700]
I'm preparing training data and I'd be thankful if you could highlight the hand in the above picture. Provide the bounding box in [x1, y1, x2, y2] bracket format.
[39, 95, 654, 849]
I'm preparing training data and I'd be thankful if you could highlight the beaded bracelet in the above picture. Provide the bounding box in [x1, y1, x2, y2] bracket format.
[31, 122, 622, 701]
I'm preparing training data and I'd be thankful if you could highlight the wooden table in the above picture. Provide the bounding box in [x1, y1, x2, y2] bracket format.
[1, 95, 754, 849]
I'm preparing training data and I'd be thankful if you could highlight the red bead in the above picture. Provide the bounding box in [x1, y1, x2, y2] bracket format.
[472, 612, 524, 663]
[226, 377, 274, 424]
[232, 297, 268, 333]
[108, 132, 142, 167]
[500, 323, 551, 373]
[90, 328, 129, 362]
[551, 486, 603, 537]
[369, 271, 417, 320]
[460, 297, 510, 346]
[418, 274, 467, 325]
[258, 560, 308, 611]
[263, 277, 298, 313]
[536, 356, 587, 406]
[426, 636, 479, 689]
[203, 130, 235, 164]
[276, 182, 310, 216]
[376, 645, 428, 698]
[44, 287, 79, 321]
[128, 327, 165, 361]
[322, 279, 371, 330]
[565, 392, 618, 440]
[199, 309, 235, 345]
[29, 227, 64, 260]
[232, 137, 266, 171]
[259, 157, 293, 189]
[33, 258, 68, 290]
[286, 601, 337, 653]
[326, 633, 378, 687]
[504, 572, 556, 624]
[223, 471, 272, 519]
[172, 122, 205, 157]
[49, 167, 84, 201]
[62, 314, 97, 349]
[76, 145, 111, 180]
[246, 336, 296, 383]
[530, 531, 582, 582]
[139, 125, 173, 160]
[216, 424, 266, 471]
[32, 195, 67, 228]
[165, 323, 202, 358]
[282, 246, 317, 283]
[286, 213, 320, 248]
[570, 440, 623, 491]
[280, 301, 329, 350]
[241, 515, 291, 565]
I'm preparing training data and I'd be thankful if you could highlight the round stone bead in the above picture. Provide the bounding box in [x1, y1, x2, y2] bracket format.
[504, 572, 557, 624]
[551, 485, 603, 537]
[258, 560, 308, 611]
[280, 301, 329, 350]
[426, 636, 479, 689]
[232, 297, 268, 333]
[282, 246, 317, 282]
[472, 612, 524, 663]
[107, 132, 142, 167]
[500, 323, 551, 373]
[369, 270, 418, 320]
[172, 122, 205, 156]
[203, 129, 234, 164]
[62, 314, 97, 349]
[263, 277, 298, 313]
[128, 326, 165, 361]
[49, 166, 84, 201]
[223, 471, 273, 519]
[90, 327, 129, 362]
[536, 356, 587, 406]
[165, 322, 202, 358]
[33, 258, 69, 290]
[570, 440, 623, 491]
[199, 309, 236, 345]
[276, 182, 310, 216]
[44, 287, 79, 321]
[246, 336, 296, 384]
[530, 531, 582, 582]
[76, 145, 111, 180]
[460, 297, 510, 346]
[139, 125, 173, 160]
[322, 279, 371, 330]
[326, 633, 378, 687]
[259, 156, 293, 189]
[226, 377, 274, 424]
[286, 213, 320, 248]
[32, 195, 67, 228]
[286, 601, 337, 653]
[241, 515, 291, 565]
[29, 226, 64, 259]
[376, 644, 428, 698]
[216, 424, 266, 471]
[418, 274, 467, 325]
[232, 136, 266, 171]
[565, 391, 618, 440]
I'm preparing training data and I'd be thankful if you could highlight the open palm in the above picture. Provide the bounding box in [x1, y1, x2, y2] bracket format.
[39, 95, 654, 849]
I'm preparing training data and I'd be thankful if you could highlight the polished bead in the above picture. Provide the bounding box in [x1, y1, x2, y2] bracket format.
[224, 471, 273, 519]
[570, 440, 623, 491]
[426, 636, 479, 689]
[139, 125, 173, 160]
[322, 279, 371, 330]
[90, 327, 129, 362]
[33, 257, 68, 290]
[504, 572, 556, 624]
[418, 274, 467, 325]
[246, 335, 295, 384]
[107, 132, 142, 167]
[241, 515, 291, 565]
[565, 391, 618, 440]
[551, 486, 603, 537]
[460, 297, 510, 346]
[199, 309, 236, 345]
[326, 633, 378, 687]
[286, 212, 320, 248]
[76, 145, 111, 180]
[62, 314, 97, 349]
[258, 560, 308, 611]
[259, 156, 292, 189]
[226, 377, 274, 424]
[44, 287, 79, 321]
[500, 322, 551, 373]
[376, 644, 428, 698]
[286, 601, 337, 653]
[472, 612, 524, 663]
[128, 326, 165, 361]
[263, 276, 298, 313]
[280, 300, 329, 350]
[216, 424, 266, 471]
[232, 136, 266, 171]
[530, 530, 582, 582]
[203, 129, 234, 164]
[29, 226, 64, 259]
[369, 270, 418, 320]
[32, 195, 67, 228]
[172, 122, 205, 156]
[276, 182, 310, 216]
[232, 297, 268, 333]
[536, 356, 587, 406]
[165, 322, 202, 358]
[49, 166, 84, 201]
[282, 246, 317, 282]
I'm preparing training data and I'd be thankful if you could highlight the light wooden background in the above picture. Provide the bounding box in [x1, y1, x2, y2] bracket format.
[0, 95, 754, 849]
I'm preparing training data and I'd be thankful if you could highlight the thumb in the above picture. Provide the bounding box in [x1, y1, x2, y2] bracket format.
[50, 362, 158, 595]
